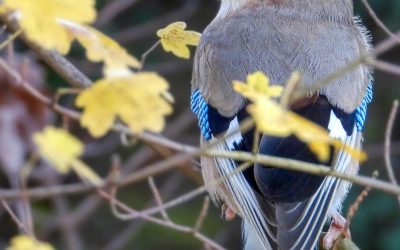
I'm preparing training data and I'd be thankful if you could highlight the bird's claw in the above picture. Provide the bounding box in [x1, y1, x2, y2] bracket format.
[323, 214, 350, 250]
[221, 203, 236, 221]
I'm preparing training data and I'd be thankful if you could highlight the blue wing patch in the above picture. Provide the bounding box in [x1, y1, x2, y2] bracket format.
[355, 80, 373, 132]
[191, 89, 234, 140]
[192, 78, 373, 140]
[190, 89, 212, 140]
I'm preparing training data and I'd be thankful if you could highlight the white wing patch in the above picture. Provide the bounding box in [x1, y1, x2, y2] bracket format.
[225, 117, 243, 149]
[212, 119, 273, 250]
[328, 110, 347, 140]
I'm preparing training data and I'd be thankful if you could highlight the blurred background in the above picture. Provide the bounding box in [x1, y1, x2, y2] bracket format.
[0, 0, 399, 249]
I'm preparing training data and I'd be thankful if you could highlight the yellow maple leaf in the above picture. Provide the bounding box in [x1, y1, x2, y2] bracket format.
[157, 22, 201, 59]
[76, 72, 173, 137]
[233, 71, 283, 99]
[234, 71, 366, 162]
[288, 112, 334, 162]
[70, 25, 141, 77]
[33, 126, 83, 173]
[3, 0, 96, 54]
[33, 126, 102, 185]
[245, 97, 332, 161]
[7, 235, 54, 250]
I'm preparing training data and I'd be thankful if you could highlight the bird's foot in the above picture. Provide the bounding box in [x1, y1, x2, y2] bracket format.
[221, 203, 236, 221]
[323, 214, 350, 250]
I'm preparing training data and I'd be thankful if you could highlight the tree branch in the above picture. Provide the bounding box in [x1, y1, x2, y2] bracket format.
[0, 14, 92, 88]
[384, 100, 400, 206]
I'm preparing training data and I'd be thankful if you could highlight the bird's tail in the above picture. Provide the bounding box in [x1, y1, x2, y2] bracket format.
[202, 118, 274, 249]
[243, 219, 267, 250]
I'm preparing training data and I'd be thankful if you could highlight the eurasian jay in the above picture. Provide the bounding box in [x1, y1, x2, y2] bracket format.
[190, 0, 373, 249]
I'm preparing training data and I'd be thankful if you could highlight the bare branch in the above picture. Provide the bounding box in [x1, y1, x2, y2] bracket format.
[0, 59, 399, 200]
[374, 30, 400, 55]
[367, 59, 400, 76]
[114, 0, 199, 44]
[193, 197, 210, 233]
[0, 153, 189, 200]
[361, 0, 400, 48]
[102, 174, 184, 250]
[0, 59, 399, 201]
[96, 0, 140, 27]
[384, 100, 400, 206]
[99, 189, 226, 250]
[346, 172, 378, 232]
[204, 150, 400, 196]
[148, 177, 171, 221]
[0, 14, 92, 88]
[1, 199, 31, 236]
[0, 57, 81, 119]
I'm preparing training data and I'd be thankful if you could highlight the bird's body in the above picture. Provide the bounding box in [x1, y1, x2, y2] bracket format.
[191, 1, 372, 249]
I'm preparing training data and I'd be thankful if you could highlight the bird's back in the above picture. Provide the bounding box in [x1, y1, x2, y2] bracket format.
[191, 2, 372, 249]
[192, 4, 370, 116]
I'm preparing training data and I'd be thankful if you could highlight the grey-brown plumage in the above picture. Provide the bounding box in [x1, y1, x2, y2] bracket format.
[192, 0, 370, 116]
[192, 0, 370, 249]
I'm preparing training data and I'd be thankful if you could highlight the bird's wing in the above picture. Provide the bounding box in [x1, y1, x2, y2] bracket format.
[191, 90, 276, 248]
[273, 128, 362, 250]
[248, 90, 372, 250]
[212, 131, 276, 250]
[243, 106, 364, 250]
[244, 131, 361, 250]
[270, 79, 373, 249]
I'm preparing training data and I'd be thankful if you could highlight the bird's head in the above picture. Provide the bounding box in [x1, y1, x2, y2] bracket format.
[216, 0, 259, 19]
[216, 0, 353, 21]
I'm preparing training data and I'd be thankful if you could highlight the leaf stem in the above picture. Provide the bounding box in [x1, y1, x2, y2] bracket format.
[0, 28, 22, 51]
[139, 40, 161, 70]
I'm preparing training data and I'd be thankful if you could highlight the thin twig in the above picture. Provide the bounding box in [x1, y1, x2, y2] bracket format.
[140, 40, 161, 69]
[148, 177, 171, 221]
[0, 153, 190, 201]
[384, 100, 400, 207]
[193, 196, 210, 233]
[0, 28, 22, 51]
[374, 30, 400, 55]
[18, 154, 37, 239]
[1, 199, 31, 236]
[0, 24, 7, 34]
[361, 0, 400, 48]
[96, 0, 140, 26]
[252, 129, 261, 154]
[346, 171, 378, 232]
[102, 174, 184, 250]
[367, 59, 400, 77]
[109, 185, 207, 221]
[204, 149, 400, 196]
[100, 190, 225, 250]
[280, 71, 302, 108]
[293, 55, 368, 103]
[0, 57, 81, 119]
[51, 191, 83, 250]
[60, 110, 196, 241]
[114, 0, 199, 44]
